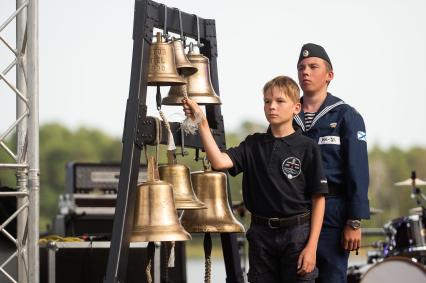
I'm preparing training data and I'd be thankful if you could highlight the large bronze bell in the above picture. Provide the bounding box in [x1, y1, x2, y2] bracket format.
[171, 38, 197, 77]
[159, 152, 206, 210]
[162, 45, 222, 105]
[147, 32, 186, 86]
[130, 156, 191, 242]
[180, 168, 245, 233]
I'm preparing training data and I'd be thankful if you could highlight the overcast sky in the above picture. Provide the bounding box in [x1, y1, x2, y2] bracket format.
[1, 0, 425, 148]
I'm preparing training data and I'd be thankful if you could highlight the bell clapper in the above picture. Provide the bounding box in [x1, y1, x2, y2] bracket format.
[156, 86, 162, 110]
[179, 125, 189, 157]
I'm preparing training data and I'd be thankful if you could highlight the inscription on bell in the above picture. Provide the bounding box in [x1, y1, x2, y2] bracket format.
[150, 65, 166, 72]
[151, 57, 166, 64]
[153, 47, 166, 56]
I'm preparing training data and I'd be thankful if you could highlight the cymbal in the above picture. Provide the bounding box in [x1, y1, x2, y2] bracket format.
[394, 178, 426, 186]
[370, 207, 383, 215]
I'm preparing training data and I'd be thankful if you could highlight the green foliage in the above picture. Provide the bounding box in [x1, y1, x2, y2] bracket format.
[2, 120, 426, 237]
[38, 123, 123, 229]
[366, 145, 426, 229]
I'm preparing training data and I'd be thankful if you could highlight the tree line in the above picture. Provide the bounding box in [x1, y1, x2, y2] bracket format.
[1, 122, 426, 231]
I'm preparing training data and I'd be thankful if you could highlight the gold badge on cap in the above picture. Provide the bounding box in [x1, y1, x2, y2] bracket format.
[303, 50, 309, 57]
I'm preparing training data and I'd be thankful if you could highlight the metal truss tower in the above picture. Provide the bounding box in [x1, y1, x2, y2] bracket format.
[0, 0, 39, 282]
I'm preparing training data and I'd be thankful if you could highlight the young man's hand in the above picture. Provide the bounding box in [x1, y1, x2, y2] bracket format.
[182, 98, 204, 121]
[297, 245, 316, 276]
[341, 226, 361, 251]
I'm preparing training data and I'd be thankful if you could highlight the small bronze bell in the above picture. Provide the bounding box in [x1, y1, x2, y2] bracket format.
[180, 168, 245, 233]
[171, 38, 197, 77]
[159, 151, 206, 210]
[147, 32, 186, 86]
[162, 45, 221, 105]
[131, 156, 191, 242]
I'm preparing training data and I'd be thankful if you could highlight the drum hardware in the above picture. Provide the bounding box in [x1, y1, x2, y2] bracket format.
[384, 214, 426, 258]
[394, 171, 426, 213]
[359, 257, 426, 283]
[381, 171, 426, 262]
[347, 264, 373, 283]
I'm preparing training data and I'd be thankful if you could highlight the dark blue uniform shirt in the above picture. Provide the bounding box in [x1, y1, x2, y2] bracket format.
[225, 129, 328, 218]
[293, 93, 370, 219]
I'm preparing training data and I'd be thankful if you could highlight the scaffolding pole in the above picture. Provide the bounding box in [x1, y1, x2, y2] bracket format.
[26, 0, 40, 282]
[0, 0, 39, 282]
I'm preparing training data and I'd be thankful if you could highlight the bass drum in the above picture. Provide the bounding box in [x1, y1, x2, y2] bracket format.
[360, 257, 426, 283]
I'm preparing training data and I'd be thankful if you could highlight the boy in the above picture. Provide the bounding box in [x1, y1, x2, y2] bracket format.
[294, 43, 370, 283]
[183, 75, 328, 283]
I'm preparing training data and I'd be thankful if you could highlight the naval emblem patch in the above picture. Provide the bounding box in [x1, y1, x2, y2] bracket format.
[282, 157, 301, 180]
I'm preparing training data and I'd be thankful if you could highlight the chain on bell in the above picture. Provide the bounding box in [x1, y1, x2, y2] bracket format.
[180, 168, 245, 233]
[147, 32, 186, 86]
[131, 156, 191, 242]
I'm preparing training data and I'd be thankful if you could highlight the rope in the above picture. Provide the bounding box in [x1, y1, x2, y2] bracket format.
[154, 117, 161, 165]
[146, 258, 153, 283]
[204, 233, 212, 283]
[181, 85, 203, 135]
[146, 242, 155, 283]
[168, 241, 176, 268]
[158, 110, 176, 151]
[39, 235, 84, 244]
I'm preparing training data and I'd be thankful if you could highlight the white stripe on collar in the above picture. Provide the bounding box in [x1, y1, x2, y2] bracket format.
[294, 115, 305, 131]
[310, 101, 345, 130]
[295, 101, 345, 132]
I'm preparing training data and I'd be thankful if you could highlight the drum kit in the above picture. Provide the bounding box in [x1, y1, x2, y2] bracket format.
[348, 172, 426, 282]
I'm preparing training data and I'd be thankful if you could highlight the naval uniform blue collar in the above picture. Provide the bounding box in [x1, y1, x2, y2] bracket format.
[295, 93, 345, 132]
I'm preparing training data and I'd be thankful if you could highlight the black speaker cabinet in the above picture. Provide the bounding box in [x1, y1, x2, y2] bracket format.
[40, 241, 187, 283]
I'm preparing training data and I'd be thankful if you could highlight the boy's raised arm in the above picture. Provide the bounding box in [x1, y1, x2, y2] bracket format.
[182, 98, 233, 170]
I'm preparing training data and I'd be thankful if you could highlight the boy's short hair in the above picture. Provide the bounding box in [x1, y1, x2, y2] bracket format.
[263, 76, 300, 103]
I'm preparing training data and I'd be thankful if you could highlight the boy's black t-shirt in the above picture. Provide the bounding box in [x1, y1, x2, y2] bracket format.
[225, 129, 328, 218]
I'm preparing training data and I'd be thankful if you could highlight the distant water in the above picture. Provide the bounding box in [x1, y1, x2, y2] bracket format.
[187, 259, 245, 283]
[186, 256, 368, 282]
